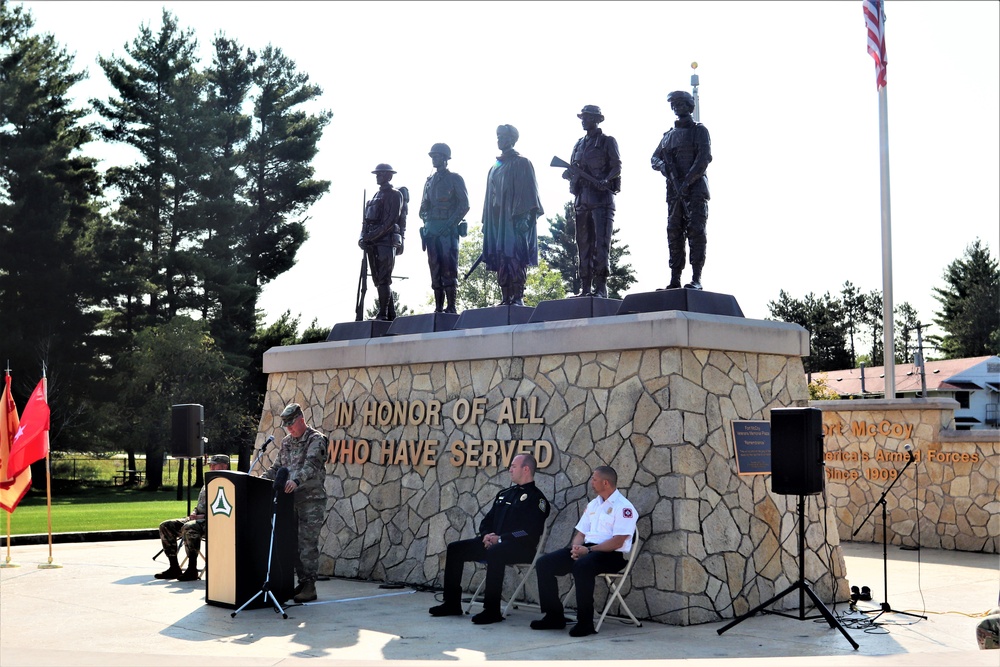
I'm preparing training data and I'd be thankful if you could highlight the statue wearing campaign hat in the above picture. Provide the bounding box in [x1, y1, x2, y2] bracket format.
[419, 143, 470, 314]
[563, 105, 622, 298]
[359, 164, 407, 320]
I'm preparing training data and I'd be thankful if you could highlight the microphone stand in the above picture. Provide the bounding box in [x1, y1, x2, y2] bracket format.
[231, 478, 288, 619]
[249, 438, 274, 475]
[852, 451, 927, 624]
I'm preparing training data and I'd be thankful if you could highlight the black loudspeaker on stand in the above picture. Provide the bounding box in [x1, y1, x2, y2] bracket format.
[232, 467, 290, 619]
[852, 443, 927, 624]
[718, 407, 859, 650]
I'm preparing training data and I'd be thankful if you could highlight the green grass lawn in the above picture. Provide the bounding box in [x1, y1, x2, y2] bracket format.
[4, 486, 194, 535]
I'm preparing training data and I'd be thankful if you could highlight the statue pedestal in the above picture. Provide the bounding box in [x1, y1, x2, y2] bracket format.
[453, 305, 533, 330]
[326, 320, 392, 341]
[529, 296, 622, 323]
[386, 313, 460, 336]
[619, 289, 744, 318]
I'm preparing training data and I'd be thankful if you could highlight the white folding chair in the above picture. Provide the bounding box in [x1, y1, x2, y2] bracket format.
[465, 522, 549, 617]
[561, 529, 643, 631]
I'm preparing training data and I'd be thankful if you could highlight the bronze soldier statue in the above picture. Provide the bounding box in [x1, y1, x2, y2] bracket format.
[563, 105, 621, 298]
[651, 91, 712, 290]
[419, 143, 470, 314]
[359, 164, 406, 320]
[481, 125, 543, 307]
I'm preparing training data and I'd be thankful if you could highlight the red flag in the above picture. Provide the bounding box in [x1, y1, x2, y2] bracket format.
[864, 0, 888, 89]
[6, 379, 49, 479]
[0, 373, 32, 513]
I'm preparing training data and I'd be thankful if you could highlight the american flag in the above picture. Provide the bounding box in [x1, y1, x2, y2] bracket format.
[864, 0, 888, 89]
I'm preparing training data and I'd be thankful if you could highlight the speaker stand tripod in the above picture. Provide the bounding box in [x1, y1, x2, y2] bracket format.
[718, 494, 858, 650]
[852, 453, 926, 624]
[231, 485, 287, 619]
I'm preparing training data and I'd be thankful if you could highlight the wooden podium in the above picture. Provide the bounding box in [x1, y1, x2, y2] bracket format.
[204, 471, 296, 609]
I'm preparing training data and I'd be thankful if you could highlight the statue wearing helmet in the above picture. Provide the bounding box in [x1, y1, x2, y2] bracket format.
[419, 143, 469, 313]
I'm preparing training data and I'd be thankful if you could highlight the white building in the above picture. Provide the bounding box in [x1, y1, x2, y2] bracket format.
[813, 355, 1000, 430]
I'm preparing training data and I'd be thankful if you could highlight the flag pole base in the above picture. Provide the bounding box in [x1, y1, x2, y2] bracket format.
[0, 562, 21, 568]
[38, 562, 62, 569]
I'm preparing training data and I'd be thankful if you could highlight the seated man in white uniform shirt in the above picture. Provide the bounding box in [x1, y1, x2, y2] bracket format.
[530, 465, 638, 637]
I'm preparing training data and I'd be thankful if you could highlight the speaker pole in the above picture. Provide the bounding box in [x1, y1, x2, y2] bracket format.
[718, 494, 859, 650]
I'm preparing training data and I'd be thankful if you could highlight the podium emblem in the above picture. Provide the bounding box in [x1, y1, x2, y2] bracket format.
[210, 486, 233, 517]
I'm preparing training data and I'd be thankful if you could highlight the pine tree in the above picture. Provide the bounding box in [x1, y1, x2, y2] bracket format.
[929, 239, 1000, 357]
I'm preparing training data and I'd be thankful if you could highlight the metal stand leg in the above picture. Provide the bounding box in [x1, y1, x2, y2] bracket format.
[718, 495, 858, 650]
[231, 489, 287, 619]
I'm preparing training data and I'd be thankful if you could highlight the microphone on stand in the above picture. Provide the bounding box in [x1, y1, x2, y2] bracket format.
[903, 443, 914, 463]
[273, 466, 290, 493]
[261, 434, 275, 452]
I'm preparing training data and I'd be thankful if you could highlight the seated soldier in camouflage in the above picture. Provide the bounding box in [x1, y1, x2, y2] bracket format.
[155, 454, 230, 581]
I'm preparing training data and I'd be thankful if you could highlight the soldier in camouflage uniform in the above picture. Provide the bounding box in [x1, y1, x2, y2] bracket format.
[651, 90, 712, 290]
[155, 454, 230, 581]
[419, 143, 470, 314]
[263, 403, 328, 603]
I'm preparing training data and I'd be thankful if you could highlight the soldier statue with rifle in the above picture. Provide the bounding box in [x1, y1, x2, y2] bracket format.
[358, 164, 407, 321]
[651, 90, 712, 290]
[419, 143, 469, 314]
[557, 104, 621, 299]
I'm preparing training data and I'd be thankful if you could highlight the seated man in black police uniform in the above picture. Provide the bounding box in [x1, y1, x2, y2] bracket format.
[429, 453, 550, 624]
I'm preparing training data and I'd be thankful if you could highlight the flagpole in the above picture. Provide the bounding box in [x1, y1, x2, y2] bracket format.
[878, 84, 895, 397]
[38, 368, 61, 569]
[1, 365, 20, 568]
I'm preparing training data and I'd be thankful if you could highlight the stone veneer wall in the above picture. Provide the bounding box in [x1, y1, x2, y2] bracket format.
[259, 311, 850, 625]
[816, 399, 999, 553]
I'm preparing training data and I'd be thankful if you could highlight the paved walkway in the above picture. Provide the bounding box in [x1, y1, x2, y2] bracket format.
[0, 537, 996, 666]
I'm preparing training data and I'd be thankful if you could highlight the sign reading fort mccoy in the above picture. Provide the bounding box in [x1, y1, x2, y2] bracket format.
[325, 397, 553, 468]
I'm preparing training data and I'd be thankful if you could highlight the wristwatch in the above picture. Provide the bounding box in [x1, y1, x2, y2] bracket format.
[497, 536, 503, 544]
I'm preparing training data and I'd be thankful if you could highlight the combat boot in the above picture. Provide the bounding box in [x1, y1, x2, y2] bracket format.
[176, 561, 200, 581]
[293, 580, 317, 603]
[666, 270, 682, 289]
[444, 287, 457, 314]
[433, 289, 444, 313]
[155, 555, 182, 580]
[593, 277, 608, 299]
[574, 277, 593, 298]
[684, 267, 703, 290]
[375, 286, 390, 320]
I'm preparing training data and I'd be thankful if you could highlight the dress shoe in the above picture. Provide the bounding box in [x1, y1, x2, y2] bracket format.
[530, 615, 567, 630]
[293, 580, 317, 603]
[428, 602, 464, 617]
[569, 623, 597, 637]
[470, 609, 505, 625]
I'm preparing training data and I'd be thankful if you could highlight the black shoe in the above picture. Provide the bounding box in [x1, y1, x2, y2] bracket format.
[530, 615, 567, 630]
[428, 603, 463, 617]
[569, 623, 597, 637]
[683, 280, 702, 290]
[175, 568, 200, 582]
[154, 567, 182, 580]
[471, 609, 504, 625]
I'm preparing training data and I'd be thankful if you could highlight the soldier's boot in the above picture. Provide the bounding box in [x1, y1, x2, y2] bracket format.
[499, 284, 511, 306]
[375, 286, 390, 320]
[684, 266, 703, 290]
[433, 289, 445, 313]
[593, 277, 608, 299]
[666, 269, 683, 289]
[510, 282, 525, 307]
[155, 555, 182, 580]
[293, 580, 317, 603]
[444, 287, 458, 314]
[387, 293, 397, 321]
[176, 558, 200, 581]
[574, 277, 593, 298]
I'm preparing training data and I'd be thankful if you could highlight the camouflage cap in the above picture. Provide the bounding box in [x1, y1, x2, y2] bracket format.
[209, 454, 230, 466]
[280, 402, 303, 425]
